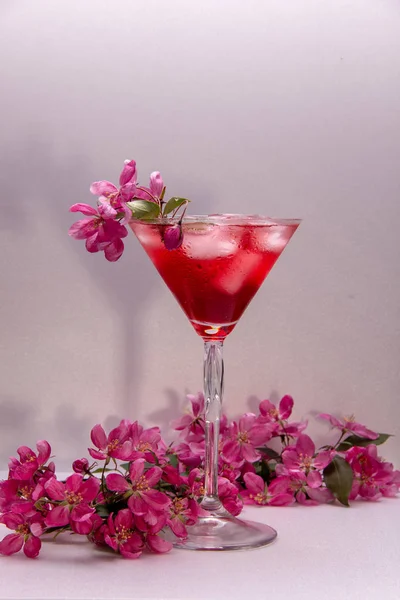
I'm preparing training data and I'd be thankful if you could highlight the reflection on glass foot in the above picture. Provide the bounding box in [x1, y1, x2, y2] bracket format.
[167, 514, 277, 551]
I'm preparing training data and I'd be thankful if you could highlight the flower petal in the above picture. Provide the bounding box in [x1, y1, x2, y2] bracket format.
[104, 238, 124, 262]
[269, 493, 294, 506]
[106, 473, 130, 493]
[149, 171, 164, 198]
[248, 424, 272, 446]
[145, 466, 163, 487]
[349, 423, 378, 440]
[104, 533, 118, 551]
[307, 470, 322, 488]
[314, 451, 333, 470]
[45, 505, 70, 527]
[296, 434, 315, 458]
[144, 489, 170, 510]
[71, 503, 94, 523]
[318, 413, 343, 429]
[241, 443, 260, 463]
[269, 476, 291, 495]
[308, 486, 334, 503]
[17, 446, 36, 462]
[68, 218, 98, 240]
[90, 424, 107, 450]
[115, 509, 134, 531]
[65, 474, 83, 493]
[169, 517, 187, 538]
[279, 395, 294, 419]
[0, 512, 23, 529]
[90, 180, 118, 196]
[258, 399, 275, 418]
[98, 197, 118, 219]
[128, 495, 147, 516]
[119, 182, 137, 202]
[36, 440, 51, 465]
[23, 535, 41, 558]
[238, 413, 257, 433]
[119, 160, 137, 186]
[0, 533, 24, 556]
[146, 534, 172, 554]
[121, 532, 143, 558]
[129, 459, 145, 483]
[44, 477, 66, 501]
[79, 477, 100, 502]
[69, 203, 98, 216]
[243, 472, 264, 494]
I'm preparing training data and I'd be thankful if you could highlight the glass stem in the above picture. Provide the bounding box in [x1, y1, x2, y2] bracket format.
[202, 340, 224, 512]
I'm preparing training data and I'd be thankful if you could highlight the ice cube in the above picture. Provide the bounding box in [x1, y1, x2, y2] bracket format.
[183, 223, 239, 260]
[256, 226, 291, 253]
[133, 224, 161, 249]
[214, 253, 264, 295]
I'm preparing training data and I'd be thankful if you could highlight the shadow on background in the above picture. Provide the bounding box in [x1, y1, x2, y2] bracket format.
[0, 138, 158, 462]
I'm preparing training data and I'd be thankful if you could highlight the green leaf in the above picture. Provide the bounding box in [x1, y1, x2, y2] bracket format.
[254, 459, 271, 483]
[168, 454, 179, 469]
[95, 504, 111, 518]
[127, 200, 160, 220]
[119, 462, 130, 471]
[337, 433, 392, 452]
[323, 456, 353, 506]
[256, 447, 282, 461]
[92, 467, 113, 474]
[163, 197, 189, 216]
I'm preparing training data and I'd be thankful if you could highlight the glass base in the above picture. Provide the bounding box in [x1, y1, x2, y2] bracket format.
[167, 513, 277, 551]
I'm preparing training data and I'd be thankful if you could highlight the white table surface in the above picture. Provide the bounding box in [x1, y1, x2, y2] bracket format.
[0, 496, 399, 600]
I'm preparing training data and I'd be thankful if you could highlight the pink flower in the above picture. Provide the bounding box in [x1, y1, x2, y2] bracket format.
[380, 468, 400, 498]
[218, 477, 243, 516]
[149, 172, 164, 199]
[129, 422, 161, 462]
[173, 442, 202, 468]
[8, 440, 51, 481]
[287, 471, 333, 505]
[218, 456, 243, 483]
[88, 420, 133, 461]
[187, 468, 206, 500]
[106, 459, 170, 526]
[259, 395, 294, 421]
[167, 497, 197, 538]
[104, 510, 144, 559]
[242, 474, 294, 506]
[72, 458, 90, 474]
[171, 393, 205, 438]
[0, 479, 19, 512]
[318, 413, 378, 440]
[0, 513, 43, 558]
[282, 434, 332, 473]
[145, 532, 172, 554]
[69, 203, 128, 262]
[221, 414, 273, 463]
[346, 446, 393, 501]
[44, 474, 99, 528]
[0, 478, 44, 516]
[90, 159, 137, 221]
[258, 396, 308, 438]
[162, 464, 184, 486]
[132, 171, 165, 204]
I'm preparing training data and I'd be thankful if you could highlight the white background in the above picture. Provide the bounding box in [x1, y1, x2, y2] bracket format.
[1, 0, 400, 470]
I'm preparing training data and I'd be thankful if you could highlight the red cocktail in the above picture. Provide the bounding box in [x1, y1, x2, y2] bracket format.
[131, 215, 299, 340]
[130, 214, 301, 551]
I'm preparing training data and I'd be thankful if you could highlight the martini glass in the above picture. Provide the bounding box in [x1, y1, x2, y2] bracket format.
[130, 214, 300, 550]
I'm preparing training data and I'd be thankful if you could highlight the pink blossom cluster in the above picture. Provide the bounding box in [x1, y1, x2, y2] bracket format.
[68, 160, 165, 261]
[171, 394, 399, 507]
[1, 395, 399, 560]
